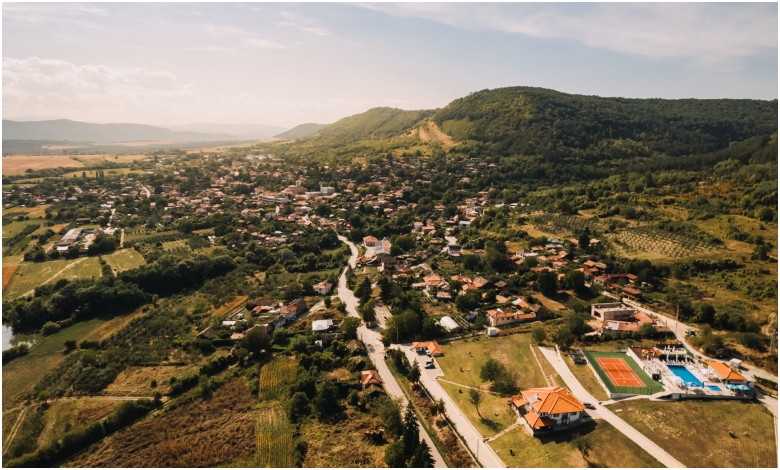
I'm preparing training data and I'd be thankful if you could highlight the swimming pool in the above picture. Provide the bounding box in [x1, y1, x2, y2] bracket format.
[707, 385, 722, 391]
[667, 364, 703, 387]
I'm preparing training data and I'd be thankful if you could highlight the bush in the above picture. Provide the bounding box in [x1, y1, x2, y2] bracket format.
[41, 321, 61, 336]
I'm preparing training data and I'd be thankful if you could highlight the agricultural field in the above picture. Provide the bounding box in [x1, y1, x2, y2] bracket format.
[105, 365, 199, 397]
[67, 377, 257, 467]
[612, 225, 724, 260]
[162, 239, 190, 253]
[4, 257, 102, 299]
[3, 265, 19, 289]
[2, 317, 120, 408]
[298, 406, 390, 468]
[438, 381, 515, 438]
[531, 213, 601, 236]
[2, 219, 46, 238]
[491, 420, 663, 468]
[75, 154, 148, 165]
[253, 404, 295, 468]
[103, 249, 146, 273]
[435, 333, 548, 390]
[2, 155, 84, 175]
[258, 356, 298, 401]
[605, 399, 777, 468]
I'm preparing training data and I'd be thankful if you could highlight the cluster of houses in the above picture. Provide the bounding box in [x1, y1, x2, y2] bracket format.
[590, 302, 671, 336]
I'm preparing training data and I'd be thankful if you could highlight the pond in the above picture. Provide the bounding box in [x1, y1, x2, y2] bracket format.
[2, 324, 38, 352]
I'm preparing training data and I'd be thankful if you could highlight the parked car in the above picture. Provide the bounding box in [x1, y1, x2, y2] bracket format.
[584, 402, 596, 409]
[425, 360, 435, 369]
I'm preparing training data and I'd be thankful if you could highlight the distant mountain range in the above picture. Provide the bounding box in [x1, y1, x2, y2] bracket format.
[275, 123, 328, 140]
[2, 119, 291, 143]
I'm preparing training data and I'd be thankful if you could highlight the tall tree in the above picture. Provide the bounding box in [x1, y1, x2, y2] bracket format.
[468, 388, 483, 419]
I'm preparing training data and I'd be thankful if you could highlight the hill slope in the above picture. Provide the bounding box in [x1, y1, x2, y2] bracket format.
[315, 107, 435, 142]
[432, 87, 778, 159]
[275, 123, 328, 140]
[2, 119, 239, 142]
[167, 122, 286, 139]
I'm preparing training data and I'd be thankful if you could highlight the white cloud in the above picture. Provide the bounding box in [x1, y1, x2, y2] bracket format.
[201, 24, 293, 50]
[3, 57, 197, 118]
[359, 3, 777, 67]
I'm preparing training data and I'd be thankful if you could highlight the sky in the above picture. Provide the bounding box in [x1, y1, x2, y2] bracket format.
[2, 2, 778, 129]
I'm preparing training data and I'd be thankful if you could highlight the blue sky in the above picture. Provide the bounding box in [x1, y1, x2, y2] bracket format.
[3, 2, 777, 128]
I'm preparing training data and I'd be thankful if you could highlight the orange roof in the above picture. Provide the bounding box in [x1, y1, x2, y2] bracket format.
[361, 370, 382, 386]
[524, 412, 557, 429]
[520, 387, 585, 415]
[707, 362, 747, 381]
[412, 341, 443, 356]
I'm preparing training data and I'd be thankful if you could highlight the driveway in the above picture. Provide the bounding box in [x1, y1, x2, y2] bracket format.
[538, 346, 685, 468]
[336, 234, 446, 468]
[395, 345, 506, 468]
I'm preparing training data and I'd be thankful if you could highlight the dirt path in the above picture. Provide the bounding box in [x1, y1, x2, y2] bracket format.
[487, 422, 519, 442]
[20, 257, 87, 297]
[4, 406, 28, 448]
[529, 343, 554, 387]
[415, 120, 457, 151]
[436, 378, 502, 395]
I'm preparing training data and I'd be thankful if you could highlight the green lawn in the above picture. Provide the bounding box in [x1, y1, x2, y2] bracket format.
[103, 249, 146, 273]
[2, 219, 45, 238]
[563, 355, 609, 401]
[436, 334, 548, 390]
[4, 257, 102, 299]
[582, 350, 665, 395]
[490, 419, 663, 468]
[606, 399, 777, 468]
[438, 381, 515, 438]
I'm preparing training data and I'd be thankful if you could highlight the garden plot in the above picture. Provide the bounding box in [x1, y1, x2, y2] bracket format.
[254, 404, 295, 468]
[531, 214, 599, 236]
[614, 226, 724, 259]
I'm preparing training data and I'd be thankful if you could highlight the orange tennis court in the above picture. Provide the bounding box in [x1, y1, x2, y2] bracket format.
[596, 358, 644, 387]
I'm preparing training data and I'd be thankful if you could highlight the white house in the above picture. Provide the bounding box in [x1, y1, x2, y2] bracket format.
[313, 281, 333, 296]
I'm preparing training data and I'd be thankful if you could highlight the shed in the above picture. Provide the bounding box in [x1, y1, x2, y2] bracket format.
[729, 358, 743, 369]
[487, 327, 498, 337]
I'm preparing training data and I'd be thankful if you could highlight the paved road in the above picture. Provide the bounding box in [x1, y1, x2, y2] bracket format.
[395, 345, 506, 468]
[336, 234, 447, 468]
[538, 346, 685, 468]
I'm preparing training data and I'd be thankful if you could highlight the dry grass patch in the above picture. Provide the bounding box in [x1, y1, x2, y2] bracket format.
[605, 399, 776, 468]
[3, 265, 19, 289]
[104, 365, 198, 397]
[2, 155, 83, 175]
[68, 377, 257, 468]
[103, 249, 146, 273]
[300, 406, 388, 468]
[209, 295, 248, 317]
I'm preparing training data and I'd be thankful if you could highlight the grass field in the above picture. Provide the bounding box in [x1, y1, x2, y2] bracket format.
[438, 381, 515, 438]
[105, 365, 198, 397]
[254, 404, 295, 468]
[31, 398, 124, 454]
[2, 219, 45, 238]
[563, 355, 609, 401]
[490, 419, 663, 468]
[2, 155, 84, 175]
[68, 377, 257, 467]
[2, 318, 115, 408]
[582, 350, 664, 395]
[605, 399, 777, 468]
[258, 356, 298, 401]
[436, 334, 548, 390]
[4, 257, 102, 299]
[103, 249, 146, 273]
[162, 239, 189, 252]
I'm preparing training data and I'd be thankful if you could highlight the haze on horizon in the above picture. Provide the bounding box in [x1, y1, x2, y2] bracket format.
[3, 2, 777, 129]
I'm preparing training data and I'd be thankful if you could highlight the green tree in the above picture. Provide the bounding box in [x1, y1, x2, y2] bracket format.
[287, 391, 310, 423]
[408, 359, 421, 384]
[639, 322, 658, 339]
[408, 442, 434, 468]
[572, 434, 592, 462]
[242, 329, 272, 354]
[402, 406, 420, 459]
[564, 270, 586, 295]
[531, 324, 547, 344]
[341, 317, 361, 340]
[384, 439, 407, 468]
[312, 381, 341, 420]
[537, 271, 558, 297]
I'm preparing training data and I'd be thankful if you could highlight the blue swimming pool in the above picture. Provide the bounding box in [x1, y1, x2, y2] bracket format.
[667, 364, 703, 387]
[707, 385, 722, 391]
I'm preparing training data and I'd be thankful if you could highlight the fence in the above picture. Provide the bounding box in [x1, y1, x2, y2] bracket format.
[582, 349, 662, 395]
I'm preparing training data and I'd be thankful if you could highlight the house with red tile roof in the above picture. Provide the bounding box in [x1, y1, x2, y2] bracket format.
[361, 370, 382, 388]
[707, 362, 751, 387]
[511, 386, 586, 434]
[412, 341, 443, 356]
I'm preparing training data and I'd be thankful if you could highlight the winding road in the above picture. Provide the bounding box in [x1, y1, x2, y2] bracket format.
[335, 234, 447, 468]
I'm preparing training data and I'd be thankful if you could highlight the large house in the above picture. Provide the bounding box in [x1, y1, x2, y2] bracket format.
[486, 309, 535, 328]
[511, 386, 586, 434]
[412, 341, 443, 357]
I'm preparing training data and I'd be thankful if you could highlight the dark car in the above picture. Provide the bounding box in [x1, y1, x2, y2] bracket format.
[583, 402, 596, 409]
[425, 360, 435, 369]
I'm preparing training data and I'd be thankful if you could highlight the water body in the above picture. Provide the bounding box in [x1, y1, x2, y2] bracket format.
[2, 324, 38, 351]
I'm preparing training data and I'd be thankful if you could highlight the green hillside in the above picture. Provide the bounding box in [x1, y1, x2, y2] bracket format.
[275, 123, 328, 140]
[315, 107, 435, 142]
[432, 87, 778, 160]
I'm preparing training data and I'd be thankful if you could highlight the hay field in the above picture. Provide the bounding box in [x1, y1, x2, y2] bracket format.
[103, 249, 146, 273]
[2, 155, 84, 175]
[4, 257, 102, 299]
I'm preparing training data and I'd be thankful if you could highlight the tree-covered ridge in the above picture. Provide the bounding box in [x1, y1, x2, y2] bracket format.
[314, 107, 435, 143]
[432, 86, 778, 159]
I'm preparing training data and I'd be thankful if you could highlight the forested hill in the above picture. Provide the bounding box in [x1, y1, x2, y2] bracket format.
[275, 123, 328, 140]
[314, 107, 434, 142]
[432, 87, 778, 160]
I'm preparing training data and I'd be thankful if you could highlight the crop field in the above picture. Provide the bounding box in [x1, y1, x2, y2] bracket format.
[2, 219, 45, 238]
[531, 213, 600, 235]
[259, 356, 298, 401]
[2, 318, 110, 408]
[491, 419, 662, 468]
[605, 399, 777, 468]
[3, 265, 19, 289]
[2, 155, 84, 175]
[124, 228, 186, 244]
[103, 249, 146, 273]
[613, 226, 724, 260]
[75, 154, 147, 164]
[162, 239, 190, 253]
[436, 333, 548, 390]
[4, 257, 102, 299]
[254, 404, 295, 468]
[105, 365, 198, 397]
[68, 377, 257, 468]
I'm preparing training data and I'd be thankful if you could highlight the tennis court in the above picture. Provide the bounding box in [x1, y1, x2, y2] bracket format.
[596, 357, 644, 387]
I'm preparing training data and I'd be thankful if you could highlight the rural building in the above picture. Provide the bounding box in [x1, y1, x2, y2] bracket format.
[412, 341, 443, 357]
[511, 386, 586, 434]
[312, 319, 334, 332]
[486, 309, 535, 327]
[281, 299, 308, 316]
[55, 228, 83, 251]
[707, 362, 752, 388]
[361, 370, 382, 388]
[591, 303, 635, 321]
[313, 281, 333, 295]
